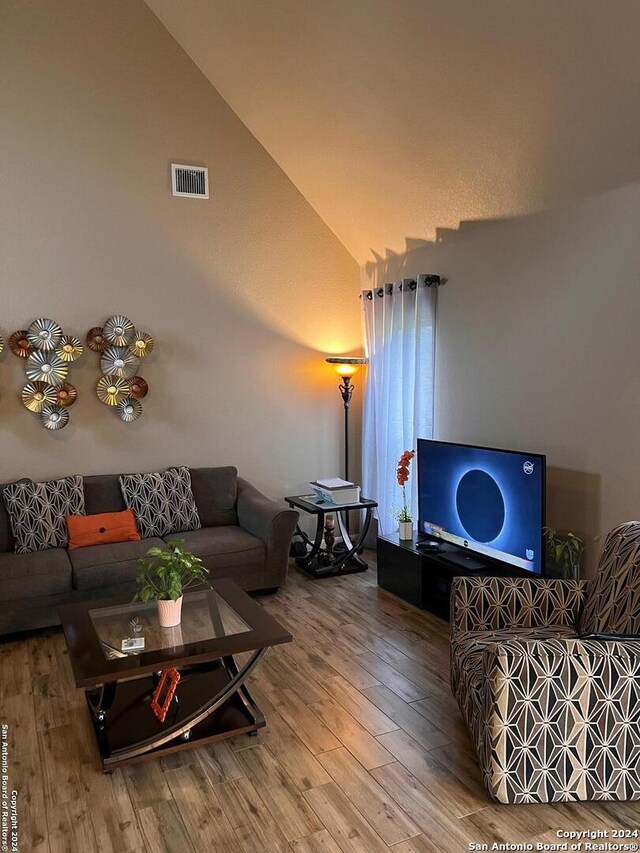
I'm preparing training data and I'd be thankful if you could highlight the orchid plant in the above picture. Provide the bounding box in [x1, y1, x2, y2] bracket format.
[394, 450, 415, 523]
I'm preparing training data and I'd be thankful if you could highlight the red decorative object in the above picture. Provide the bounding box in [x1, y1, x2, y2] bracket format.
[150, 668, 181, 723]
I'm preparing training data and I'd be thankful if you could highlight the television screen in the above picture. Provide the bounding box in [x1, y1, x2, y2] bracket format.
[417, 439, 545, 575]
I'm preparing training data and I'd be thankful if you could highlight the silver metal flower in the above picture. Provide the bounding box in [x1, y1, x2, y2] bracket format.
[103, 315, 135, 347]
[100, 346, 140, 379]
[117, 397, 142, 423]
[41, 404, 69, 430]
[27, 318, 63, 352]
[26, 350, 69, 385]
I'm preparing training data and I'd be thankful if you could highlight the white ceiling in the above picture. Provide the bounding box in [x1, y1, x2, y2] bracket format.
[146, 0, 640, 263]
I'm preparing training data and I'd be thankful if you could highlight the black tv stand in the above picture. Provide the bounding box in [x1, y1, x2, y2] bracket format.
[438, 551, 488, 572]
[377, 533, 531, 620]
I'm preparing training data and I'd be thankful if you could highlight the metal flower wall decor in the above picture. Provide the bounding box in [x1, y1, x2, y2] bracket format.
[88, 315, 154, 423]
[13, 318, 83, 430]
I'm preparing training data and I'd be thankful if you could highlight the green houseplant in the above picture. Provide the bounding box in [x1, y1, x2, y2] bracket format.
[134, 539, 209, 627]
[543, 527, 585, 580]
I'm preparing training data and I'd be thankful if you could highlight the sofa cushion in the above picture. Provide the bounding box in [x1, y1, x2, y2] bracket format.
[83, 474, 126, 515]
[176, 527, 264, 573]
[0, 548, 72, 601]
[190, 467, 238, 527]
[69, 537, 166, 590]
[120, 466, 201, 538]
[578, 521, 640, 636]
[3, 475, 84, 553]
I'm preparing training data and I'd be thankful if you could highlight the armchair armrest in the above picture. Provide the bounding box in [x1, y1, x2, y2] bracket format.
[479, 637, 640, 803]
[236, 478, 299, 588]
[450, 576, 588, 635]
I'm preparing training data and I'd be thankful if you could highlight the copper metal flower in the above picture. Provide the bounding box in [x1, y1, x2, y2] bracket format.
[55, 382, 78, 407]
[56, 335, 84, 363]
[86, 327, 107, 353]
[96, 375, 129, 406]
[26, 351, 69, 385]
[103, 315, 135, 347]
[117, 397, 142, 423]
[27, 318, 63, 352]
[100, 346, 140, 379]
[129, 332, 154, 358]
[9, 331, 34, 358]
[41, 404, 69, 430]
[21, 382, 58, 413]
[128, 376, 148, 400]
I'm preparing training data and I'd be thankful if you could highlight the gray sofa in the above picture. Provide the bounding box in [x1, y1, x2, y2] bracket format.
[0, 466, 299, 636]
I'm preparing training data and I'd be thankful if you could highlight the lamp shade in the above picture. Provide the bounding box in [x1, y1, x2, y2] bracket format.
[326, 357, 368, 377]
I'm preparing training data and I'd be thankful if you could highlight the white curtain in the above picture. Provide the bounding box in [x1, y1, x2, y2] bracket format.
[362, 276, 436, 535]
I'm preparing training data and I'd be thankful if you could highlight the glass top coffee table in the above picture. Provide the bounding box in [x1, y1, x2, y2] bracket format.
[59, 579, 291, 772]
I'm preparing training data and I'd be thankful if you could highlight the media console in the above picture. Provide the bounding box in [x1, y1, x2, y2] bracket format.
[377, 533, 534, 620]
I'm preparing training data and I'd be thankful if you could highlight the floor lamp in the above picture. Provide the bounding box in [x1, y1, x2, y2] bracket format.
[325, 356, 368, 485]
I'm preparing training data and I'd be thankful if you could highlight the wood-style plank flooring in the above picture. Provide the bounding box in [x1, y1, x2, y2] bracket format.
[1, 553, 638, 852]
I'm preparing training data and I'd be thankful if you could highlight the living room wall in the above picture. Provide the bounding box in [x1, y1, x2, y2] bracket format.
[0, 0, 361, 496]
[363, 182, 640, 573]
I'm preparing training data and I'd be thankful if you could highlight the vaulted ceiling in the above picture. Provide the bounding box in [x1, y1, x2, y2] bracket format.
[146, 0, 640, 264]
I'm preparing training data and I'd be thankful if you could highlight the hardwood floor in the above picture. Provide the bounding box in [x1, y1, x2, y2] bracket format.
[1, 553, 638, 852]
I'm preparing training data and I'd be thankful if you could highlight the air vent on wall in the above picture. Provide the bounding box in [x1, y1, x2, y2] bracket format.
[171, 164, 209, 199]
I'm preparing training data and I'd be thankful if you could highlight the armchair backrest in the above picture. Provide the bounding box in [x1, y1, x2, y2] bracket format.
[578, 521, 640, 636]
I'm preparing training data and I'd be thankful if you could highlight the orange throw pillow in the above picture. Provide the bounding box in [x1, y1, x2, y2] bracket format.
[66, 509, 141, 550]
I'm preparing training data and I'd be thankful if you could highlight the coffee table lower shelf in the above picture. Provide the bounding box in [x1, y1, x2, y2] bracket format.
[88, 658, 265, 772]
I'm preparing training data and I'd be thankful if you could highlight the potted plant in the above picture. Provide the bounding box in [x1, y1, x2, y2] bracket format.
[395, 449, 415, 540]
[543, 527, 585, 580]
[134, 539, 209, 627]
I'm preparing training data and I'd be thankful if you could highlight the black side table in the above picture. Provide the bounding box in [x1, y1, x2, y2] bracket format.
[284, 494, 378, 579]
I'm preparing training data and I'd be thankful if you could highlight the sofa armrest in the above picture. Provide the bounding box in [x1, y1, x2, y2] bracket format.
[479, 636, 640, 802]
[237, 478, 298, 544]
[236, 478, 299, 588]
[450, 575, 588, 635]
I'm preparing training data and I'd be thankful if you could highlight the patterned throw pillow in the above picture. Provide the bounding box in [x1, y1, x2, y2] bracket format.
[3, 475, 85, 554]
[119, 466, 201, 539]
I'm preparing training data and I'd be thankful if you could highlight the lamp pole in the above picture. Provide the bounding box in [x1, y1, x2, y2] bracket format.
[325, 357, 368, 537]
[338, 374, 354, 482]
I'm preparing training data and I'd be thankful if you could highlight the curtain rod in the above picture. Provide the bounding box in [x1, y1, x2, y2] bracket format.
[361, 274, 446, 299]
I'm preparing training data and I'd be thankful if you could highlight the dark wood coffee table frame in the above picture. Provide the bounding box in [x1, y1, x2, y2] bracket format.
[59, 579, 291, 772]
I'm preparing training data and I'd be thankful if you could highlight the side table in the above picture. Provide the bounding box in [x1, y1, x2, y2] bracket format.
[284, 493, 378, 579]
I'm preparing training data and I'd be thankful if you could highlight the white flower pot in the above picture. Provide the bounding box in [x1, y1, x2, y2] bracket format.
[398, 521, 413, 541]
[156, 595, 183, 628]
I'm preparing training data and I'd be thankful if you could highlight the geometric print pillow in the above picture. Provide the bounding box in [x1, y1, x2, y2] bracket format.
[2, 474, 85, 554]
[578, 520, 640, 636]
[119, 466, 201, 539]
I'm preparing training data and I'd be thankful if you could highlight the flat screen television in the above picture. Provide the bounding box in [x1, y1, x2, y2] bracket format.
[417, 439, 546, 575]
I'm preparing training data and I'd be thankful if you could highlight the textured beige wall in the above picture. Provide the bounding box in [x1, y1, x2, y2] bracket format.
[146, 0, 640, 264]
[364, 182, 640, 573]
[0, 0, 361, 495]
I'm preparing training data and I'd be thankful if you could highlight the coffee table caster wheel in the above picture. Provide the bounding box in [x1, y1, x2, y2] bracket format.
[248, 730, 258, 737]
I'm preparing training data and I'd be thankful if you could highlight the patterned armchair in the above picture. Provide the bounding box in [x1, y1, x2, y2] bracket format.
[450, 522, 640, 804]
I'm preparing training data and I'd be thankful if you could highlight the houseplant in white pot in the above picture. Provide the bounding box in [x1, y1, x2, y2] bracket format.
[134, 539, 209, 628]
[395, 449, 415, 540]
